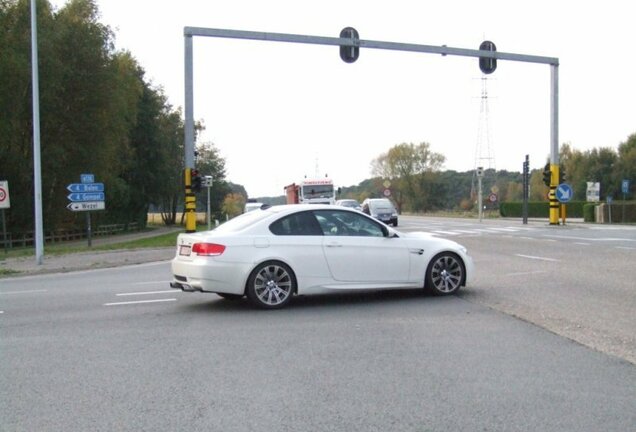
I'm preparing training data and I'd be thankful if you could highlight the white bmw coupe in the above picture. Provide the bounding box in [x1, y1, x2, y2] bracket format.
[171, 204, 474, 309]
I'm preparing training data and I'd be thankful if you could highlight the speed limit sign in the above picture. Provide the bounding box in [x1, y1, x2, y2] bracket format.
[0, 180, 10, 209]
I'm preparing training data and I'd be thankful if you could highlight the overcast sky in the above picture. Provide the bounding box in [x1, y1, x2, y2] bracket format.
[51, 0, 636, 197]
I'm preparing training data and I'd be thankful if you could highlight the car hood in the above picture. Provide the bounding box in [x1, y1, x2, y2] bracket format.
[397, 231, 436, 239]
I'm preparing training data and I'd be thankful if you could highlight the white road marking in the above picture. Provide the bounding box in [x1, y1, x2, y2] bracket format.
[104, 298, 177, 306]
[431, 230, 459, 236]
[0, 289, 48, 295]
[543, 234, 635, 242]
[515, 254, 559, 262]
[116, 290, 176, 296]
[504, 270, 548, 277]
[573, 242, 590, 246]
[615, 246, 636, 250]
[131, 280, 171, 286]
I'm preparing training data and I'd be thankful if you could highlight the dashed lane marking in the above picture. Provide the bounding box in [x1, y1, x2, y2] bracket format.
[515, 254, 559, 262]
[104, 298, 177, 306]
[116, 290, 176, 296]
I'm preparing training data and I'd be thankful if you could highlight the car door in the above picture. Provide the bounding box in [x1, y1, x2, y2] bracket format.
[313, 210, 410, 284]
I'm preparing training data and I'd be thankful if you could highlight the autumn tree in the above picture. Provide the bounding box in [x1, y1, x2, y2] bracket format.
[371, 142, 445, 212]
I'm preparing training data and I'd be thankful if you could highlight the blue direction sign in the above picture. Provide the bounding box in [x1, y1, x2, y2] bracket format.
[81, 173, 95, 184]
[67, 192, 105, 202]
[556, 183, 573, 203]
[622, 179, 630, 194]
[67, 183, 104, 193]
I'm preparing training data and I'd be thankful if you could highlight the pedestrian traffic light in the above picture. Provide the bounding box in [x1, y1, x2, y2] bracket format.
[479, 40, 497, 74]
[542, 163, 551, 187]
[191, 169, 202, 193]
[339, 27, 360, 63]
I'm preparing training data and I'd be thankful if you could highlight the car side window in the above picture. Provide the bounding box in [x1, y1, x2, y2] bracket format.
[269, 211, 322, 236]
[313, 210, 385, 237]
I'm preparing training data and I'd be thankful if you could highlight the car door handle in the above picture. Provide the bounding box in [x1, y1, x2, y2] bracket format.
[409, 248, 424, 255]
[325, 243, 343, 248]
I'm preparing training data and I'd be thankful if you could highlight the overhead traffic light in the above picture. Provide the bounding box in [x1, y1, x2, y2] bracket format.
[339, 27, 360, 63]
[542, 163, 551, 187]
[479, 40, 497, 74]
[191, 168, 202, 193]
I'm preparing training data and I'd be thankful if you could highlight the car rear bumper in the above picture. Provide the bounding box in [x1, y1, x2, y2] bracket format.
[170, 257, 249, 295]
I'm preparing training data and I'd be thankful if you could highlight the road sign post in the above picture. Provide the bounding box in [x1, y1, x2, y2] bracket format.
[0, 180, 10, 254]
[476, 167, 484, 222]
[622, 179, 630, 223]
[67, 174, 105, 246]
[522, 156, 529, 225]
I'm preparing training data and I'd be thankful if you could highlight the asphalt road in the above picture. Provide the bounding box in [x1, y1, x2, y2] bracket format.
[399, 216, 636, 364]
[1, 217, 635, 431]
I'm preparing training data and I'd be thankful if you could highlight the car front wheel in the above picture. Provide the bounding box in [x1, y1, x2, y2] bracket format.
[425, 253, 465, 295]
[246, 261, 296, 309]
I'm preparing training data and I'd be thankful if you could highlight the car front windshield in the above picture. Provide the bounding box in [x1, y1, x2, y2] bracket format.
[302, 184, 333, 199]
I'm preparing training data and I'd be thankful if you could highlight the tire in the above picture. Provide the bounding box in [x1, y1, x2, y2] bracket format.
[425, 252, 465, 295]
[392, 220, 398, 227]
[217, 293, 243, 301]
[246, 261, 296, 309]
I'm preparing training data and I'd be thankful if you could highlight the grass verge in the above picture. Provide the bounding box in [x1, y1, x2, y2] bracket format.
[1, 228, 183, 259]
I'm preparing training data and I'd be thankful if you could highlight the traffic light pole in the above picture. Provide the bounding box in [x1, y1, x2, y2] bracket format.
[549, 65, 560, 225]
[183, 27, 560, 226]
[184, 35, 196, 233]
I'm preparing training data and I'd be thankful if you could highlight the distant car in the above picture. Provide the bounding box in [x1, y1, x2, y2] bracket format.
[361, 198, 399, 226]
[244, 202, 264, 213]
[170, 204, 473, 309]
[335, 199, 362, 211]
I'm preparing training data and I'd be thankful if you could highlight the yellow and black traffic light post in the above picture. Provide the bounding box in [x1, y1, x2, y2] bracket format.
[184, 168, 196, 233]
[549, 164, 560, 225]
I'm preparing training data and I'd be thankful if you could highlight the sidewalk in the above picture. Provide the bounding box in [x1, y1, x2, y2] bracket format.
[0, 227, 180, 278]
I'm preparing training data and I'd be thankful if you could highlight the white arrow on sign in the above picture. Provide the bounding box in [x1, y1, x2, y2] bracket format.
[66, 201, 105, 212]
[557, 185, 572, 201]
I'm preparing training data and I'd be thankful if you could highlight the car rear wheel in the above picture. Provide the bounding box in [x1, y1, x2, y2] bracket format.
[246, 261, 295, 309]
[425, 253, 465, 295]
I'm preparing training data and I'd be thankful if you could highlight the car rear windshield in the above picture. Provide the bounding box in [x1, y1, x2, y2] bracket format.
[369, 200, 394, 211]
[213, 207, 277, 233]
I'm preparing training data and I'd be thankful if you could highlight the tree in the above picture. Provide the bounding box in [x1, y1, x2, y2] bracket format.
[0, 0, 195, 232]
[371, 142, 445, 212]
[615, 133, 636, 196]
[222, 193, 244, 218]
[193, 141, 229, 220]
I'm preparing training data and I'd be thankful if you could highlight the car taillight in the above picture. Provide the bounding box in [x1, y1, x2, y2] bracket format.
[192, 243, 226, 256]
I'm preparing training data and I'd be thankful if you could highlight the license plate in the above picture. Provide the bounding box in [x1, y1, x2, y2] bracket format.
[179, 245, 191, 256]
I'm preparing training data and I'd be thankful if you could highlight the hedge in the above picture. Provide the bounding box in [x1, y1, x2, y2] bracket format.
[499, 201, 585, 218]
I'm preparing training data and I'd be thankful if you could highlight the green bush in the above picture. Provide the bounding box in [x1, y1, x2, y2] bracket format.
[583, 204, 596, 222]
